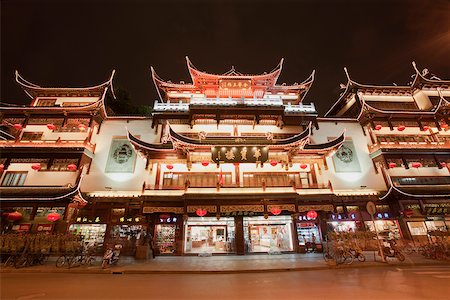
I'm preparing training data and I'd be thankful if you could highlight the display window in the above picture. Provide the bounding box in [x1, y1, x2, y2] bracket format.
[297, 223, 321, 246]
[111, 224, 145, 240]
[364, 220, 402, 239]
[407, 222, 427, 236]
[327, 221, 357, 232]
[184, 217, 235, 254]
[69, 224, 107, 248]
[155, 224, 177, 254]
[425, 220, 448, 232]
[244, 216, 294, 253]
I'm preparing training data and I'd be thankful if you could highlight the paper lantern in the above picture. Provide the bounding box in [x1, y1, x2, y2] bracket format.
[78, 124, 88, 131]
[307, 210, 318, 220]
[201, 160, 209, 167]
[440, 162, 448, 168]
[195, 208, 207, 217]
[388, 162, 397, 169]
[7, 211, 22, 221]
[397, 125, 406, 131]
[13, 123, 23, 130]
[0, 164, 4, 171]
[270, 207, 281, 216]
[47, 212, 61, 222]
[422, 125, 430, 131]
[31, 163, 41, 171]
[412, 162, 422, 168]
[46, 124, 56, 130]
[270, 160, 278, 167]
[300, 163, 308, 169]
[374, 124, 382, 130]
[441, 123, 449, 129]
[166, 164, 174, 170]
[67, 164, 77, 171]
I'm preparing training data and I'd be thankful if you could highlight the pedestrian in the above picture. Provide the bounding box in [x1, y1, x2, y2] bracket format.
[311, 233, 317, 252]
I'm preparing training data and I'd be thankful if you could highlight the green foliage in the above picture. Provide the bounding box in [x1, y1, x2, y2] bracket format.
[105, 87, 152, 116]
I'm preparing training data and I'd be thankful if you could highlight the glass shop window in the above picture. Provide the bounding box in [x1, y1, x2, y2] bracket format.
[1, 172, 27, 186]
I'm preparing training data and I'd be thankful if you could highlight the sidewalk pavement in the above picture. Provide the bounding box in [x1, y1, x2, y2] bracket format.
[1, 252, 449, 275]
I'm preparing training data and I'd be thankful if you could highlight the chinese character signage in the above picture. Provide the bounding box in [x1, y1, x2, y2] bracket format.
[219, 79, 251, 89]
[212, 146, 268, 163]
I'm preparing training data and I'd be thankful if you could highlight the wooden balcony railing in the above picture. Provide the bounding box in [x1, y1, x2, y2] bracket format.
[369, 140, 450, 153]
[0, 137, 96, 153]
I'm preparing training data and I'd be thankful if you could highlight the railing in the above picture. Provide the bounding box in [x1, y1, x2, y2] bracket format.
[284, 103, 317, 114]
[392, 176, 450, 186]
[368, 140, 450, 153]
[0, 138, 96, 153]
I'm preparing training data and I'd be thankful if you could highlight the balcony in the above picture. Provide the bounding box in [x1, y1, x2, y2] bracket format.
[0, 137, 96, 153]
[391, 176, 450, 195]
[368, 140, 450, 154]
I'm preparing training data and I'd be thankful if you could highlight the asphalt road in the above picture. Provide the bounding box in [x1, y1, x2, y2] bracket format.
[2, 265, 450, 300]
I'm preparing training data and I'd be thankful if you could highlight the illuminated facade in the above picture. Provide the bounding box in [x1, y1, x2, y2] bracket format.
[1, 59, 448, 255]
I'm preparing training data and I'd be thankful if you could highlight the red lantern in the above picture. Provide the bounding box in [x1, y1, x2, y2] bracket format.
[307, 210, 318, 220]
[195, 208, 207, 217]
[403, 209, 414, 218]
[13, 123, 23, 130]
[166, 164, 174, 170]
[67, 164, 77, 171]
[78, 124, 88, 131]
[46, 124, 56, 130]
[270, 207, 282, 216]
[300, 163, 308, 169]
[397, 125, 406, 131]
[388, 162, 397, 169]
[422, 125, 430, 131]
[0, 164, 4, 171]
[46, 212, 61, 222]
[31, 163, 41, 171]
[441, 162, 448, 168]
[412, 162, 422, 168]
[374, 124, 382, 130]
[270, 160, 278, 167]
[7, 211, 22, 221]
[441, 123, 449, 129]
[201, 160, 209, 167]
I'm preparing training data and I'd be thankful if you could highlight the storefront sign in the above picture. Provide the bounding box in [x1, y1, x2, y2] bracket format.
[297, 205, 334, 212]
[158, 214, 178, 223]
[212, 146, 268, 163]
[424, 203, 450, 215]
[219, 79, 251, 89]
[75, 216, 102, 223]
[11, 224, 31, 232]
[220, 205, 264, 213]
[36, 224, 54, 233]
[187, 206, 217, 213]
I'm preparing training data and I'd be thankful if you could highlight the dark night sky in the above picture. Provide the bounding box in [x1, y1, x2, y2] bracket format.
[1, 0, 449, 115]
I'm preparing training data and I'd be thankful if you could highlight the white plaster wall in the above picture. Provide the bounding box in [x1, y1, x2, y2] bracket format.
[313, 121, 387, 191]
[22, 125, 89, 141]
[81, 119, 154, 192]
[2, 163, 78, 186]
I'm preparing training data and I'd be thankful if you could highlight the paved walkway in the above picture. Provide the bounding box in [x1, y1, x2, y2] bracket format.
[1, 252, 449, 274]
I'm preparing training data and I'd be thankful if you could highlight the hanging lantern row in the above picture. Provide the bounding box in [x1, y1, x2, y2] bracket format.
[6, 211, 22, 221]
[412, 162, 422, 168]
[195, 208, 207, 217]
[46, 212, 61, 222]
[270, 207, 282, 216]
[31, 163, 42, 171]
[306, 210, 318, 220]
[67, 164, 77, 171]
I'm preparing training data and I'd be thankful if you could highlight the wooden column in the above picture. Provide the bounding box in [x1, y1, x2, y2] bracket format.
[234, 215, 245, 255]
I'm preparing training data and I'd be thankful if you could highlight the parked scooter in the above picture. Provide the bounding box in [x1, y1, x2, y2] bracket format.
[102, 244, 122, 269]
[379, 239, 405, 261]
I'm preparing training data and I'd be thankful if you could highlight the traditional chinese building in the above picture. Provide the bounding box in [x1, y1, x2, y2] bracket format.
[0, 59, 448, 255]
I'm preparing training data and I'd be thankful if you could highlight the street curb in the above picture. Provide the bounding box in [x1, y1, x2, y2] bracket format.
[2, 261, 449, 275]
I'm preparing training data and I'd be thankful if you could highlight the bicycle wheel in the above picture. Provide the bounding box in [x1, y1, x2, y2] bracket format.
[396, 252, 405, 262]
[357, 253, 366, 262]
[14, 255, 28, 269]
[56, 256, 67, 268]
[323, 251, 333, 263]
[343, 251, 354, 265]
[85, 257, 94, 266]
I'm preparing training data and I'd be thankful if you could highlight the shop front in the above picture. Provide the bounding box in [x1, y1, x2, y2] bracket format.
[244, 215, 294, 253]
[296, 212, 322, 253]
[184, 217, 235, 254]
[153, 214, 183, 255]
